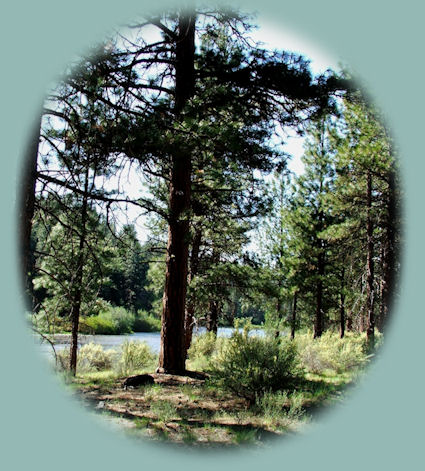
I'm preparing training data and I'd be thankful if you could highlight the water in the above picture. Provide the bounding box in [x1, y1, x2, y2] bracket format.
[36, 326, 265, 359]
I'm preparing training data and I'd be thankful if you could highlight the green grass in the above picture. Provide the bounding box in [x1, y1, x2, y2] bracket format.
[150, 400, 179, 423]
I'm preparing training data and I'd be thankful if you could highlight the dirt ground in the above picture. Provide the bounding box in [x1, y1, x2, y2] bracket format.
[74, 372, 292, 447]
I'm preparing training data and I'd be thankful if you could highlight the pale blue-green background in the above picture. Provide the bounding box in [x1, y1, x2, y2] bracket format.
[0, 0, 422, 469]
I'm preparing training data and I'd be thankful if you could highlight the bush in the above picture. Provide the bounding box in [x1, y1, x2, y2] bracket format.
[295, 331, 370, 374]
[102, 307, 135, 334]
[115, 340, 156, 376]
[211, 328, 301, 402]
[255, 390, 304, 422]
[56, 343, 115, 372]
[80, 307, 135, 335]
[187, 331, 225, 372]
[133, 311, 161, 332]
[80, 316, 117, 335]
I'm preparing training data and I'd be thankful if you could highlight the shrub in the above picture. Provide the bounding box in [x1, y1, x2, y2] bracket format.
[101, 307, 135, 334]
[187, 331, 226, 372]
[56, 343, 115, 372]
[211, 328, 301, 402]
[77, 343, 115, 371]
[80, 307, 136, 335]
[295, 331, 370, 374]
[80, 316, 117, 335]
[115, 340, 156, 376]
[189, 331, 219, 358]
[133, 310, 161, 332]
[256, 390, 289, 418]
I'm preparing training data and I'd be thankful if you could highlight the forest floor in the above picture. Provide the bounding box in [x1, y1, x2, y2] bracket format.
[65, 368, 359, 448]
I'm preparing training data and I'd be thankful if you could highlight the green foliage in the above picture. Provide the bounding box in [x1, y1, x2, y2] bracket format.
[101, 306, 135, 333]
[31, 310, 71, 334]
[188, 331, 220, 358]
[187, 331, 225, 371]
[295, 331, 371, 374]
[133, 310, 161, 332]
[79, 307, 160, 335]
[211, 325, 301, 402]
[115, 340, 156, 376]
[80, 315, 117, 335]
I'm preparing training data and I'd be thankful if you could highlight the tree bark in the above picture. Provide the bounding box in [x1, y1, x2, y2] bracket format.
[314, 228, 325, 338]
[274, 275, 283, 338]
[20, 113, 42, 310]
[69, 167, 89, 375]
[184, 226, 202, 356]
[158, 12, 196, 374]
[339, 267, 345, 339]
[290, 291, 298, 339]
[346, 311, 353, 332]
[366, 170, 375, 351]
[206, 300, 220, 335]
[206, 247, 220, 336]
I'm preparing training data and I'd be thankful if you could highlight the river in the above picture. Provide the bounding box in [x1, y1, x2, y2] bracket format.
[36, 326, 266, 359]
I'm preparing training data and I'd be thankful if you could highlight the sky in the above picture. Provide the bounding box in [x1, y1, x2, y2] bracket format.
[41, 15, 342, 243]
[251, 14, 341, 176]
[113, 17, 341, 242]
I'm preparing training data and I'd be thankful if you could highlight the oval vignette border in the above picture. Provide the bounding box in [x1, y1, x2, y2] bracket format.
[0, 0, 422, 470]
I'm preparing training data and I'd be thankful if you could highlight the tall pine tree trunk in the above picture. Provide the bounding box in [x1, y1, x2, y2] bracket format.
[158, 12, 196, 374]
[366, 170, 375, 351]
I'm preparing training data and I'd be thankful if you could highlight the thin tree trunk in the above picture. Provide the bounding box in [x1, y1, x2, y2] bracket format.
[20, 113, 42, 310]
[184, 227, 202, 356]
[69, 167, 89, 375]
[339, 267, 345, 339]
[290, 291, 298, 339]
[206, 247, 220, 336]
[346, 311, 353, 332]
[275, 183, 285, 338]
[366, 170, 375, 351]
[206, 300, 220, 335]
[314, 236, 325, 339]
[158, 12, 196, 374]
[274, 287, 282, 338]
